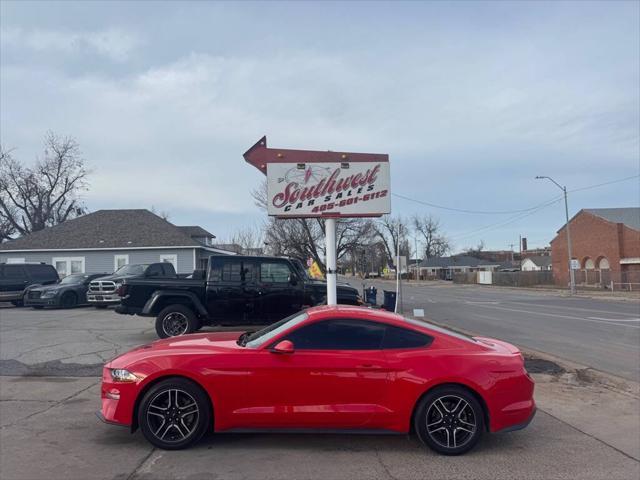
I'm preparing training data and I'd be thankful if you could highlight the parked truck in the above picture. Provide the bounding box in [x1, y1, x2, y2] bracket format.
[115, 255, 362, 338]
[87, 262, 176, 308]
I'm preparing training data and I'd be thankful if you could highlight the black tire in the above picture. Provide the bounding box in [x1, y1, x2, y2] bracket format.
[94, 305, 109, 309]
[414, 385, 484, 455]
[60, 292, 77, 308]
[138, 377, 211, 450]
[155, 304, 198, 339]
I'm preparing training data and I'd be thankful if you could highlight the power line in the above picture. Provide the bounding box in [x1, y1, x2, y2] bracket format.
[449, 197, 563, 241]
[392, 174, 639, 216]
[569, 174, 639, 193]
[391, 192, 561, 215]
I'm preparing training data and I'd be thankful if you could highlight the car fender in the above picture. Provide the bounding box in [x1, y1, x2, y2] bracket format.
[142, 290, 208, 316]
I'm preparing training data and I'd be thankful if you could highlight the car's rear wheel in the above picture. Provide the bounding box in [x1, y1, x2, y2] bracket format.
[60, 292, 77, 308]
[155, 305, 198, 339]
[138, 377, 211, 450]
[414, 385, 484, 455]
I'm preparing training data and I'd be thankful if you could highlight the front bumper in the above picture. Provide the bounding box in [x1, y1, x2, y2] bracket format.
[87, 294, 121, 305]
[95, 410, 128, 427]
[99, 367, 137, 427]
[24, 296, 59, 307]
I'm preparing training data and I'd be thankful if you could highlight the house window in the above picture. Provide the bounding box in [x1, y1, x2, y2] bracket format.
[5, 258, 25, 264]
[52, 257, 85, 277]
[114, 254, 129, 271]
[160, 254, 177, 270]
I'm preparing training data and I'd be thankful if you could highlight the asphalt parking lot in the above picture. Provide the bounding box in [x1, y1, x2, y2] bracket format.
[1, 304, 639, 480]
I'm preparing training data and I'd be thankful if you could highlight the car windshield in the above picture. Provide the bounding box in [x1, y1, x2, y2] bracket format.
[114, 264, 148, 275]
[59, 274, 89, 285]
[290, 259, 310, 281]
[243, 311, 309, 348]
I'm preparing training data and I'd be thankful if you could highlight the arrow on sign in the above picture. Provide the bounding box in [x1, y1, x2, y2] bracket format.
[243, 136, 389, 175]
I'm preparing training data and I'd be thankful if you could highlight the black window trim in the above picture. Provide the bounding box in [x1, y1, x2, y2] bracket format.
[271, 317, 433, 351]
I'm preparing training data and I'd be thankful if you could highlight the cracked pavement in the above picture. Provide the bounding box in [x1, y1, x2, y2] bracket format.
[1, 305, 639, 479]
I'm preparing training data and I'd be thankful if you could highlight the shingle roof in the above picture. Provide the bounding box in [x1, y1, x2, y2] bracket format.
[177, 226, 216, 239]
[0, 209, 206, 251]
[584, 208, 640, 231]
[418, 255, 501, 268]
[523, 255, 552, 268]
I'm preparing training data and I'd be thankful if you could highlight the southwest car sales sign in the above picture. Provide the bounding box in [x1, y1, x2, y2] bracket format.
[267, 162, 391, 217]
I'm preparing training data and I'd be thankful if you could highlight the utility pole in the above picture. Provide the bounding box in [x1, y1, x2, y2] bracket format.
[535, 176, 576, 295]
[414, 236, 420, 281]
[519, 234, 522, 271]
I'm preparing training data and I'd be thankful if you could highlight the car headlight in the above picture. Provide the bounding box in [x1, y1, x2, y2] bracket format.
[41, 290, 59, 298]
[110, 369, 138, 383]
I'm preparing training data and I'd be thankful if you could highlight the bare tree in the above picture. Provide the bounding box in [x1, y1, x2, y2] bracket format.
[229, 225, 264, 253]
[0, 132, 89, 239]
[150, 205, 170, 221]
[372, 215, 411, 267]
[464, 240, 485, 257]
[412, 214, 450, 258]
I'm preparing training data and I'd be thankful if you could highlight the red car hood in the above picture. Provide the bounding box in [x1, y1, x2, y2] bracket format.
[107, 331, 244, 369]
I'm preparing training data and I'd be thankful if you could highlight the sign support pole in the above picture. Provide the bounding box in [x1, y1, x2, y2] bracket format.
[325, 218, 338, 305]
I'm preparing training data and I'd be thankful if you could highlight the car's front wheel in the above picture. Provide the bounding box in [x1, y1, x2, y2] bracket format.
[414, 385, 484, 455]
[155, 305, 198, 339]
[60, 292, 77, 308]
[138, 377, 211, 450]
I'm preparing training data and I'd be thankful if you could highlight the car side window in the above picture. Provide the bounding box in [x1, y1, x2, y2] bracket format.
[382, 325, 433, 349]
[29, 265, 58, 282]
[146, 264, 164, 277]
[2, 265, 26, 279]
[260, 262, 291, 283]
[284, 319, 385, 350]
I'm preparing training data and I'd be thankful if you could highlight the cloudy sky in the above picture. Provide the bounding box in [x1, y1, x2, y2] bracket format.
[1, 1, 638, 252]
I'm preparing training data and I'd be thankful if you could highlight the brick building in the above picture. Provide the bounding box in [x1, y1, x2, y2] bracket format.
[550, 208, 640, 288]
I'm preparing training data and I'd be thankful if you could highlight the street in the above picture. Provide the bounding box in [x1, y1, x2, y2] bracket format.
[356, 279, 640, 382]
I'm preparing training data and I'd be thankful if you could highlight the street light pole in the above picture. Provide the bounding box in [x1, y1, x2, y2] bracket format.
[535, 176, 576, 295]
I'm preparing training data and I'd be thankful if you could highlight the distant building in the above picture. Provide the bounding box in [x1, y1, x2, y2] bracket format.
[416, 255, 501, 280]
[550, 208, 640, 287]
[0, 209, 231, 276]
[521, 255, 552, 271]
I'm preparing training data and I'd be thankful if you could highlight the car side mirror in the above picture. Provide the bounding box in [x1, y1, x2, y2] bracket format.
[288, 274, 298, 286]
[271, 340, 294, 354]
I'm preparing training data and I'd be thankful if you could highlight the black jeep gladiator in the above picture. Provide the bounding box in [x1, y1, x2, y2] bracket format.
[115, 255, 362, 338]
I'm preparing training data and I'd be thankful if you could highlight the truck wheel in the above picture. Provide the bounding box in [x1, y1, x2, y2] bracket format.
[156, 305, 198, 339]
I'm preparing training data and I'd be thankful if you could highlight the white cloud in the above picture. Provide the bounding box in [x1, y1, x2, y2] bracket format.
[1, 26, 141, 61]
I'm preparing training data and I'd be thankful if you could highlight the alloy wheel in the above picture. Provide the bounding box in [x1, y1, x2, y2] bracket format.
[426, 395, 477, 449]
[162, 312, 189, 337]
[146, 389, 200, 443]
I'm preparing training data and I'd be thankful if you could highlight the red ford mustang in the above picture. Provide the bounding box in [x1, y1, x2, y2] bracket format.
[98, 306, 535, 455]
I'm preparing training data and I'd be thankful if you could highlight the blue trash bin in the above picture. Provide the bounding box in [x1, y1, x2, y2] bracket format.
[364, 286, 377, 305]
[383, 290, 397, 311]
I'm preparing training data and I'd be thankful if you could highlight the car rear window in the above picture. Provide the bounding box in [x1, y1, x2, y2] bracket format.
[402, 317, 478, 343]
